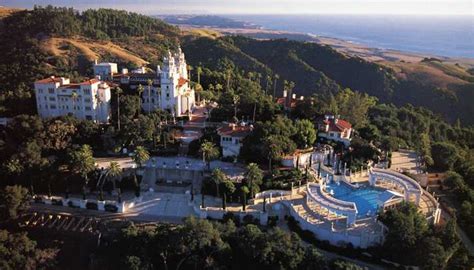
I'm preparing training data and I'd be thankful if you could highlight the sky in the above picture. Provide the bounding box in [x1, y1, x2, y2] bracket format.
[2, 0, 473, 15]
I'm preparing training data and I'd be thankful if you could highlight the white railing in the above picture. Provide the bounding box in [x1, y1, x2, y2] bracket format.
[307, 183, 357, 210]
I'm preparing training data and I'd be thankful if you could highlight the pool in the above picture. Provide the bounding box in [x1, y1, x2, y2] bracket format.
[325, 181, 386, 218]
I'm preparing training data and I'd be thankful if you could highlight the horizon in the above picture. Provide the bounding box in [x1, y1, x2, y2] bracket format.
[2, 0, 473, 15]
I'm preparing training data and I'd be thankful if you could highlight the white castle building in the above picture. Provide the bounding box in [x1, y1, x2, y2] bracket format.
[34, 76, 111, 123]
[108, 47, 195, 117]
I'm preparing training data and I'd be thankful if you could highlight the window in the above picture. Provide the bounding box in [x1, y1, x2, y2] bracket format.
[48, 88, 54, 94]
[49, 97, 55, 101]
[222, 137, 232, 142]
[86, 115, 92, 120]
[50, 105, 56, 109]
[84, 98, 91, 102]
[85, 106, 91, 111]
[83, 89, 91, 95]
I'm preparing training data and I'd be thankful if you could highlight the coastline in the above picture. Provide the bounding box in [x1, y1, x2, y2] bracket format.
[180, 25, 474, 66]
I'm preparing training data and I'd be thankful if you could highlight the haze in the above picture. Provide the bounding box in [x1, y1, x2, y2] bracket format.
[3, 0, 473, 15]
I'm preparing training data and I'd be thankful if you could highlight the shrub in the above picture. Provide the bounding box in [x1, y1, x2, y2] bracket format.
[242, 214, 258, 225]
[104, 204, 118, 212]
[267, 215, 279, 227]
[222, 212, 240, 226]
[86, 202, 98, 210]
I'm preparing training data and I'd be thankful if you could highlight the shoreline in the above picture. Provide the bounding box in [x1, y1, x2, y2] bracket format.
[180, 25, 474, 66]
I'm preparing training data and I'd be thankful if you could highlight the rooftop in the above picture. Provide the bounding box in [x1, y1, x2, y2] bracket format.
[35, 76, 64, 84]
[217, 123, 253, 137]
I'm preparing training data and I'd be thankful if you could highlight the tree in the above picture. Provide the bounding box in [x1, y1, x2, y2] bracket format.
[245, 163, 263, 198]
[220, 179, 236, 210]
[132, 146, 150, 169]
[199, 141, 219, 171]
[108, 161, 122, 202]
[69, 144, 96, 200]
[379, 202, 429, 265]
[444, 171, 466, 192]
[264, 135, 296, 171]
[240, 186, 249, 211]
[196, 66, 202, 85]
[273, 74, 279, 97]
[232, 94, 240, 118]
[120, 95, 140, 119]
[431, 142, 460, 170]
[0, 185, 30, 220]
[116, 86, 123, 131]
[293, 119, 317, 149]
[137, 84, 144, 114]
[0, 230, 57, 270]
[147, 79, 153, 113]
[210, 168, 227, 198]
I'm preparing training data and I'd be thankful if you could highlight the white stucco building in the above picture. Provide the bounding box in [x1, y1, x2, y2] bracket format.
[111, 47, 195, 117]
[93, 62, 118, 81]
[217, 123, 253, 157]
[317, 115, 353, 146]
[34, 76, 111, 123]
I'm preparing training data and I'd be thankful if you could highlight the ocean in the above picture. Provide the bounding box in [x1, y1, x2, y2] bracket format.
[226, 15, 474, 58]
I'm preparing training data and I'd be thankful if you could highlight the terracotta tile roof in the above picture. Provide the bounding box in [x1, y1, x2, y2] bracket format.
[178, 77, 188, 88]
[58, 84, 80, 89]
[217, 124, 252, 138]
[323, 118, 352, 132]
[35, 77, 63, 84]
[80, 78, 100, 85]
[276, 97, 298, 108]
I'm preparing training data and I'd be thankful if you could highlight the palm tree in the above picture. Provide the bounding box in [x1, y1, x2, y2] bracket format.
[196, 66, 202, 85]
[210, 168, 225, 198]
[137, 84, 144, 115]
[116, 87, 123, 131]
[71, 91, 78, 116]
[233, 95, 240, 118]
[187, 65, 193, 81]
[265, 75, 271, 95]
[240, 186, 249, 211]
[108, 161, 122, 202]
[147, 79, 153, 113]
[132, 146, 150, 169]
[199, 141, 219, 171]
[132, 146, 150, 196]
[273, 74, 279, 98]
[246, 163, 263, 198]
[215, 83, 223, 97]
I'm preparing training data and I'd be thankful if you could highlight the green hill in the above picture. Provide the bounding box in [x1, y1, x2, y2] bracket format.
[0, 6, 472, 125]
[182, 35, 474, 125]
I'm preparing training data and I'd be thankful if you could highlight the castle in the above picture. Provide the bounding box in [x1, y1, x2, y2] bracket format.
[109, 47, 195, 117]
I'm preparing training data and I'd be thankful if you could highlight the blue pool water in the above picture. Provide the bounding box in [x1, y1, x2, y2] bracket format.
[325, 182, 385, 218]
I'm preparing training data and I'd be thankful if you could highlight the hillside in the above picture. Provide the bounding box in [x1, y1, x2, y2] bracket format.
[0, 6, 180, 116]
[0, 6, 473, 125]
[181, 35, 474, 125]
